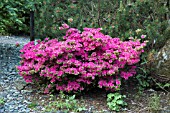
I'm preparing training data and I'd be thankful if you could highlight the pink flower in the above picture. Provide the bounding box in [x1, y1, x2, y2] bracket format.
[141, 35, 146, 39]
[58, 71, 63, 76]
[98, 80, 106, 88]
[45, 38, 49, 41]
[59, 27, 64, 30]
[62, 23, 70, 29]
[120, 71, 133, 80]
[115, 79, 121, 85]
[44, 88, 49, 94]
[25, 78, 32, 83]
[15, 42, 20, 47]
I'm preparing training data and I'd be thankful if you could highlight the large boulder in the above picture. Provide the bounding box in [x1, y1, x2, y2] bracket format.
[153, 39, 170, 82]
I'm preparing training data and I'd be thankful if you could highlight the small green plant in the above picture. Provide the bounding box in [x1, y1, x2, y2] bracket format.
[153, 79, 170, 93]
[148, 93, 161, 112]
[136, 74, 151, 91]
[136, 53, 152, 91]
[0, 98, 5, 105]
[156, 83, 170, 89]
[28, 102, 38, 109]
[44, 91, 86, 113]
[107, 92, 127, 111]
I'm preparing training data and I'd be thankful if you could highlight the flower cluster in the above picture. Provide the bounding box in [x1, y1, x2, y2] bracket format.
[17, 24, 147, 93]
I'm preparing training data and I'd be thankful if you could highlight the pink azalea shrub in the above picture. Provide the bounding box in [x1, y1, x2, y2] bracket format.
[17, 24, 147, 93]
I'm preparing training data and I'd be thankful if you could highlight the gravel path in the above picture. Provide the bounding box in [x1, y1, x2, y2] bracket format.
[0, 36, 39, 113]
[0, 36, 30, 45]
[0, 73, 31, 112]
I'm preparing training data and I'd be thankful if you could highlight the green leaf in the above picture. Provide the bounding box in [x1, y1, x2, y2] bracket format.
[116, 100, 124, 105]
[164, 83, 170, 88]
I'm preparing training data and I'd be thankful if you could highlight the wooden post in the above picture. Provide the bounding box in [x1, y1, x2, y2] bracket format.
[167, 0, 169, 20]
[98, 0, 101, 27]
[30, 11, 34, 41]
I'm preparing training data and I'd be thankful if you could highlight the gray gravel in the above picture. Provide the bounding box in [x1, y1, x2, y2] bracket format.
[0, 36, 39, 113]
[0, 73, 31, 113]
[0, 36, 30, 45]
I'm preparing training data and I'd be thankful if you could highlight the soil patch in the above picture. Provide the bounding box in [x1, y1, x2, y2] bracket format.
[23, 82, 170, 113]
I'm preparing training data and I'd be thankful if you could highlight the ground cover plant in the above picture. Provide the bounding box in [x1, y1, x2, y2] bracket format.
[43, 91, 86, 112]
[17, 24, 147, 95]
[107, 92, 127, 111]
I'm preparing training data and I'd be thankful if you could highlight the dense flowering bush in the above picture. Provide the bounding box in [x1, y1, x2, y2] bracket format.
[17, 24, 147, 93]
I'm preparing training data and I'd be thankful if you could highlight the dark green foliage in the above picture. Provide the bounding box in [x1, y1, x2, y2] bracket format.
[0, 0, 35, 35]
[1, 0, 169, 46]
[34, 0, 169, 50]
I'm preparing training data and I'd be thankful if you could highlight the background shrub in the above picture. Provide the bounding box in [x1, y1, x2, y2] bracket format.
[1, 0, 169, 50]
[34, 0, 169, 50]
[0, 0, 35, 35]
